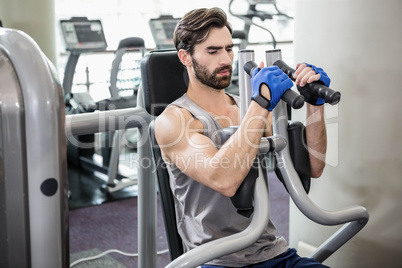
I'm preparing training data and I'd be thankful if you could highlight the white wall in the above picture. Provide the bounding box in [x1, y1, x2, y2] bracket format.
[291, 0, 402, 267]
[0, 0, 57, 65]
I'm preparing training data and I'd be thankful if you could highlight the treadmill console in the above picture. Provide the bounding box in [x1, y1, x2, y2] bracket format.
[60, 18, 107, 52]
[149, 15, 180, 49]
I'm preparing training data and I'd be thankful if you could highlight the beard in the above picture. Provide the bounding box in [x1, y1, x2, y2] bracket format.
[192, 57, 232, 90]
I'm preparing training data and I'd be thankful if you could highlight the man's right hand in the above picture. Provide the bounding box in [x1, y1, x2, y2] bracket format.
[251, 66, 293, 111]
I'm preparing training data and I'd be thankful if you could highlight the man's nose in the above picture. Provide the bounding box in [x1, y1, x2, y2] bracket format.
[220, 51, 233, 65]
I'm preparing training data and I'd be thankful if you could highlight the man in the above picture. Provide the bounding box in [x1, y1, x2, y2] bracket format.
[155, 7, 329, 267]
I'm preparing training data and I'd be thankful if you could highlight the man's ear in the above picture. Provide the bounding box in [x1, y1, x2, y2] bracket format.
[178, 49, 192, 67]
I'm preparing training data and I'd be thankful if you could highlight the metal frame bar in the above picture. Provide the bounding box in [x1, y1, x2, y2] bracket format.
[0, 46, 31, 268]
[265, 49, 369, 263]
[65, 105, 156, 268]
[0, 28, 69, 268]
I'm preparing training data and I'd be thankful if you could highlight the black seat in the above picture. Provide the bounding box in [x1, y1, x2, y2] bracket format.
[141, 50, 188, 260]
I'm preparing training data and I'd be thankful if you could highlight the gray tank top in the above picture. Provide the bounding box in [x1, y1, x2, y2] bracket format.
[166, 93, 288, 267]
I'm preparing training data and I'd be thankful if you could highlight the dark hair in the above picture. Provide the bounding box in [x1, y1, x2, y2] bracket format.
[173, 7, 232, 54]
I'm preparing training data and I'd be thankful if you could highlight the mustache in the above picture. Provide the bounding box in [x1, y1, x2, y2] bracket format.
[214, 65, 232, 74]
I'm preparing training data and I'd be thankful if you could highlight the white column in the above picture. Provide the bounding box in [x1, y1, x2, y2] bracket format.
[0, 0, 56, 65]
[291, 0, 402, 267]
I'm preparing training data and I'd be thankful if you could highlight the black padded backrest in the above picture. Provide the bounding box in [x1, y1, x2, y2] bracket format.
[141, 50, 188, 116]
[141, 50, 187, 260]
[149, 121, 184, 260]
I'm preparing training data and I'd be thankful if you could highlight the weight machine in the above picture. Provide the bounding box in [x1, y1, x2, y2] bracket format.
[145, 49, 368, 267]
[61, 17, 145, 196]
[0, 27, 368, 268]
[229, 0, 294, 49]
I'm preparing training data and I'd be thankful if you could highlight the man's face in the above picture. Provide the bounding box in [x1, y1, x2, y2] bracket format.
[190, 27, 234, 90]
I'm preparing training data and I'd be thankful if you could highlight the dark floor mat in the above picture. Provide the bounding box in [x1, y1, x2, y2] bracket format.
[68, 164, 137, 209]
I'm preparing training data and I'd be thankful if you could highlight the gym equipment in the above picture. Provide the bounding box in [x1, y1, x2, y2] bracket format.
[146, 49, 368, 267]
[263, 50, 365, 262]
[149, 15, 181, 50]
[61, 17, 108, 172]
[104, 37, 146, 193]
[228, 0, 294, 96]
[61, 17, 108, 96]
[109, 37, 145, 100]
[0, 25, 368, 267]
[61, 17, 145, 194]
[65, 87, 154, 267]
[0, 28, 68, 268]
[274, 60, 340, 104]
[229, 0, 294, 49]
[243, 60, 304, 110]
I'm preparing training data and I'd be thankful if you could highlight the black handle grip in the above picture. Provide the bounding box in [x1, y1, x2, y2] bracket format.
[273, 59, 341, 105]
[244, 61, 304, 109]
[243, 61, 258, 77]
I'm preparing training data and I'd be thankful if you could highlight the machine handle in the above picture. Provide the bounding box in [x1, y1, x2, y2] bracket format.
[274, 59, 341, 105]
[244, 61, 305, 109]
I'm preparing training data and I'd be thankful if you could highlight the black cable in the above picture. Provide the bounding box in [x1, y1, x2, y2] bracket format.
[229, 0, 277, 48]
[273, 3, 294, 19]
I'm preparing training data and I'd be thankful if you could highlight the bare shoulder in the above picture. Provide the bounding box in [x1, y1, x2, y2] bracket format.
[154, 105, 202, 149]
[155, 106, 186, 141]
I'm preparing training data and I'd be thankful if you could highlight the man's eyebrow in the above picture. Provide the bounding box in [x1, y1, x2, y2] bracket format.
[206, 44, 234, 50]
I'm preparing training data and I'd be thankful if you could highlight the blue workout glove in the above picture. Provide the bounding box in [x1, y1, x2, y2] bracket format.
[297, 63, 331, 106]
[251, 66, 293, 111]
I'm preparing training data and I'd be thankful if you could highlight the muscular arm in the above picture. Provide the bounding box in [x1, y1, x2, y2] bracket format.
[155, 100, 269, 197]
[264, 113, 273, 137]
[305, 104, 327, 178]
[294, 62, 327, 178]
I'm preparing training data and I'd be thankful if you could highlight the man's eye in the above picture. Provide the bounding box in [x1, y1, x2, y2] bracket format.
[209, 51, 217, 54]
